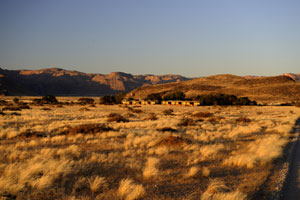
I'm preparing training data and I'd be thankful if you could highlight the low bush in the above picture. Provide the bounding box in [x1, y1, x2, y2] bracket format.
[99, 96, 115, 105]
[0, 100, 9, 106]
[177, 118, 194, 126]
[41, 107, 52, 111]
[194, 94, 257, 106]
[163, 92, 185, 101]
[144, 113, 157, 121]
[156, 135, 191, 146]
[130, 108, 143, 114]
[32, 95, 59, 105]
[156, 127, 177, 132]
[13, 98, 19, 104]
[107, 113, 129, 122]
[66, 123, 113, 135]
[163, 109, 174, 115]
[236, 117, 251, 123]
[9, 112, 21, 116]
[144, 93, 162, 102]
[192, 112, 213, 118]
[78, 97, 95, 104]
[42, 95, 58, 104]
[2, 106, 21, 111]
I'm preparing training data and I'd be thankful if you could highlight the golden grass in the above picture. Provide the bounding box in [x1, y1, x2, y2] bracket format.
[224, 134, 287, 168]
[0, 101, 299, 199]
[143, 157, 159, 179]
[201, 179, 247, 200]
[118, 178, 145, 200]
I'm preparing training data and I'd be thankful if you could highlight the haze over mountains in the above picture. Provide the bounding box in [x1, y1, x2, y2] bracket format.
[0, 67, 299, 103]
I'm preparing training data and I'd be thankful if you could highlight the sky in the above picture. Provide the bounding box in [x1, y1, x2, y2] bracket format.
[0, 0, 299, 77]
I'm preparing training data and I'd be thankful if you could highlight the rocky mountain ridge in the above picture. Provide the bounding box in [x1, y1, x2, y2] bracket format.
[0, 68, 190, 96]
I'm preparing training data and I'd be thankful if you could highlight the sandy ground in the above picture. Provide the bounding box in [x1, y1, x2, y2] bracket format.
[281, 118, 300, 200]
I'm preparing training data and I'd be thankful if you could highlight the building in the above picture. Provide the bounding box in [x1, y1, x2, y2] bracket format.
[161, 100, 200, 106]
[122, 100, 159, 105]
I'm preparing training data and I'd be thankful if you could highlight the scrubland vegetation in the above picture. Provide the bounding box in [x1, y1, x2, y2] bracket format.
[0, 97, 299, 199]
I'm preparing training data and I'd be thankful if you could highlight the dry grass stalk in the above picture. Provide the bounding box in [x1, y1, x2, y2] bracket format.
[143, 157, 159, 179]
[88, 176, 107, 194]
[118, 178, 145, 200]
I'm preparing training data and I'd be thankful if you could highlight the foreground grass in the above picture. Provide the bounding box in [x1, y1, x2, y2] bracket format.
[0, 101, 299, 199]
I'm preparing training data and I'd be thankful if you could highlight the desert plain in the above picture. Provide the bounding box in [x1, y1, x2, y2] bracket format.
[0, 97, 299, 200]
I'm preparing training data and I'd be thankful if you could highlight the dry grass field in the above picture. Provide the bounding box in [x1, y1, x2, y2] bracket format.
[0, 98, 299, 199]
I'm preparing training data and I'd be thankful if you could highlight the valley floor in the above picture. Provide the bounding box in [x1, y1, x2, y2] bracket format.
[0, 101, 299, 200]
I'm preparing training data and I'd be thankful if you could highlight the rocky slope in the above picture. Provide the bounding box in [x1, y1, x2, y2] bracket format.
[0, 68, 190, 96]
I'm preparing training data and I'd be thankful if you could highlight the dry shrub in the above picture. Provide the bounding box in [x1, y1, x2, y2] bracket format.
[2, 106, 21, 111]
[208, 116, 225, 124]
[201, 179, 247, 200]
[9, 112, 21, 116]
[177, 118, 194, 126]
[207, 118, 217, 124]
[144, 113, 157, 121]
[192, 112, 213, 118]
[66, 124, 113, 135]
[107, 113, 129, 122]
[236, 117, 251, 123]
[203, 179, 229, 195]
[79, 107, 90, 111]
[88, 176, 107, 194]
[18, 130, 47, 139]
[156, 135, 191, 147]
[126, 107, 143, 113]
[0, 111, 6, 116]
[224, 134, 287, 168]
[124, 113, 136, 118]
[131, 108, 143, 114]
[2, 105, 30, 111]
[163, 109, 174, 115]
[143, 157, 159, 179]
[0, 99, 9, 106]
[156, 127, 177, 132]
[118, 178, 145, 200]
[41, 107, 52, 111]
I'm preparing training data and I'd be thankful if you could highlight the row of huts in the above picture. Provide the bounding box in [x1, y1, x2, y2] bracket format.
[122, 100, 201, 106]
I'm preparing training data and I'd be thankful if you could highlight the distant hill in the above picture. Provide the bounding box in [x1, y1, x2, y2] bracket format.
[128, 74, 300, 103]
[0, 68, 190, 96]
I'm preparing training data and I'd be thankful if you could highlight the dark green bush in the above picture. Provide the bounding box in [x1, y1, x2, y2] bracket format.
[99, 96, 116, 105]
[163, 109, 174, 115]
[13, 98, 19, 104]
[163, 92, 185, 101]
[42, 95, 58, 104]
[145, 93, 162, 102]
[194, 94, 256, 106]
[78, 97, 95, 104]
[115, 93, 126, 104]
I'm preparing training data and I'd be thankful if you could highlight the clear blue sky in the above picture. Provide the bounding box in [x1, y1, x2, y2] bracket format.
[0, 0, 299, 77]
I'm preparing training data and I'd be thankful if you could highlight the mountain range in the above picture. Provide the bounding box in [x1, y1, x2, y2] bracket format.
[0, 68, 190, 96]
[1, 67, 299, 103]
